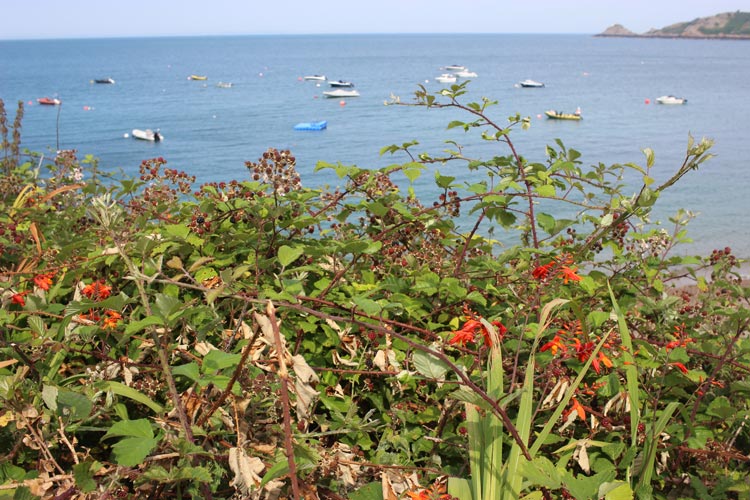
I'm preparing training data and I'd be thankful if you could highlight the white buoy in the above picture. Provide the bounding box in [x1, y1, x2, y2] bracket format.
[123, 133, 129, 138]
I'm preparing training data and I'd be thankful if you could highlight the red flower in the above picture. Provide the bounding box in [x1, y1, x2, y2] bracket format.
[11, 292, 28, 306]
[82, 281, 112, 300]
[532, 262, 554, 280]
[448, 318, 507, 347]
[33, 273, 54, 291]
[540, 335, 567, 355]
[448, 320, 479, 346]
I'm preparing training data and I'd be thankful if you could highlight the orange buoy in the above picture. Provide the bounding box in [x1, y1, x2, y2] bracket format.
[644, 98, 650, 104]
[339, 100, 346, 106]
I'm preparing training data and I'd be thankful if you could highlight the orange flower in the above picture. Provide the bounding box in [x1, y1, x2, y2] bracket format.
[11, 292, 28, 306]
[33, 273, 54, 291]
[540, 335, 567, 355]
[563, 397, 586, 421]
[671, 362, 689, 374]
[102, 310, 122, 329]
[405, 491, 430, 500]
[558, 266, 582, 284]
[82, 281, 112, 301]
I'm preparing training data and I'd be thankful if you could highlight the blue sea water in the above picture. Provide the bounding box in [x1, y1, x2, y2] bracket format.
[1, 34, 749, 257]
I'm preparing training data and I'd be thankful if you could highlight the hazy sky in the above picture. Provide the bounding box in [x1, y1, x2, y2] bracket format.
[2, 0, 748, 40]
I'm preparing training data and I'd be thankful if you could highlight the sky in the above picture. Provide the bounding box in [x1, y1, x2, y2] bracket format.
[2, 0, 748, 40]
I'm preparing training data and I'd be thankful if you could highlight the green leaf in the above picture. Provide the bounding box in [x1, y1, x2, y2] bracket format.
[349, 482, 384, 500]
[599, 481, 634, 500]
[104, 418, 154, 439]
[154, 294, 182, 321]
[202, 349, 242, 373]
[412, 350, 450, 380]
[537, 213, 555, 234]
[57, 389, 93, 420]
[111, 436, 159, 467]
[173, 362, 201, 381]
[101, 381, 164, 413]
[73, 461, 102, 493]
[278, 245, 304, 267]
[536, 184, 556, 197]
[123, 315, 164, 336]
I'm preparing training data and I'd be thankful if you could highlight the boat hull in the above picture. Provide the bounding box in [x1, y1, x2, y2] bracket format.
[323, 90, 360, 98]
[132, 129, 162, 141]
[545, 111, 582, 121]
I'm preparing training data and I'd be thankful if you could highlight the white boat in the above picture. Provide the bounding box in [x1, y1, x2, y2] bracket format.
[93, 77, 115, 84]
[444, 65, 466, 71]
[303, 75, 327, 81]
[435, 73, 457, 83]
[656, 95, 687, 105]
[216, 82, 233, 88]
[131, 129, 162, 142]
[323, 89, 360, 98]
[518, 79, 545, 88]
[329, 80, 354, 87]
[454, 70, 478, 78]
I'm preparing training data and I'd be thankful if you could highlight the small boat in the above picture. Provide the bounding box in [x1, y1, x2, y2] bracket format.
[188, 75, 207, 81]
[329, 80, 354, 87]
[303, 75, 327, 81]
[131, 129, 163, 142]
[216, 82, 233, 88]
[323, 89, 360, 98]
[37, 97, 61, 105]
[435, 73, 457, 84]
[518, 79, 545, 88]
[656, 95, 687, 105]
[545, 110, 582, 121]
[444, 65, 466, 71]
[454, 70, 478, 78]
[93, 77, 115, 84]
[293, 120, 327, 131]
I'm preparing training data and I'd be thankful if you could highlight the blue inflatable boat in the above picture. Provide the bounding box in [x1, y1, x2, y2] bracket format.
[293, 120, 327, 131]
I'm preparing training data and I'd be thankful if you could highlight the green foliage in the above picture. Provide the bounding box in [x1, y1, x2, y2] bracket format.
[0, 87, 748, 500]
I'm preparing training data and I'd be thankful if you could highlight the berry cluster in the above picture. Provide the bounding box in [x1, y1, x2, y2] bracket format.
[245, 148, 301, 195]
[432, 190, 461, 217]
[709, 246, 736, 266]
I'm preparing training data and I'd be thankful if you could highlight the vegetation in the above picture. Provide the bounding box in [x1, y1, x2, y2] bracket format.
[1, 83, 749, 500]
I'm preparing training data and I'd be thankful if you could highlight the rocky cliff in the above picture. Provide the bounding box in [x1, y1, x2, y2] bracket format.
[596, 11, 750, 39]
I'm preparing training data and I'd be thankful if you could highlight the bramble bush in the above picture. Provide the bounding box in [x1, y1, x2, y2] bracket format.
[0, 84, 749, 500]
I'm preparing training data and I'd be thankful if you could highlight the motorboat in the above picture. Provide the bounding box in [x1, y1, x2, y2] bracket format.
[216, 82, 233, 88]
[303, 75, 327, 81]
[37, 97, 61, 105]
[454, 70, 478, 78]
[518, 79, 545, 88]
[293, 120, 328, 131]
[444, 65, 466, 71]
[545, 110, 582, 121]
[188, 75, 207, 81]
[93, 77, 115, 84]
[323, 89, 360, 98]
[656, 95, 687, 105]
[131, 129, 163, 142]
[329, 80, 354, 87]
[435, 73, 457, 84]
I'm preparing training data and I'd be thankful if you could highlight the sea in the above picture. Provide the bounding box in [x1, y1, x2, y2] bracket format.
[1, 34, 749, 258]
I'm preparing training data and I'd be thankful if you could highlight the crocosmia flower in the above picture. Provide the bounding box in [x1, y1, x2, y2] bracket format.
[33, 273, 54, 291]
[82, 281, 112, 301]
[11, 293, 27, 306]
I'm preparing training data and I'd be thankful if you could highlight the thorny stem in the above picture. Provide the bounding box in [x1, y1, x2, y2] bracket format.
[266, 301, 302, 500]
